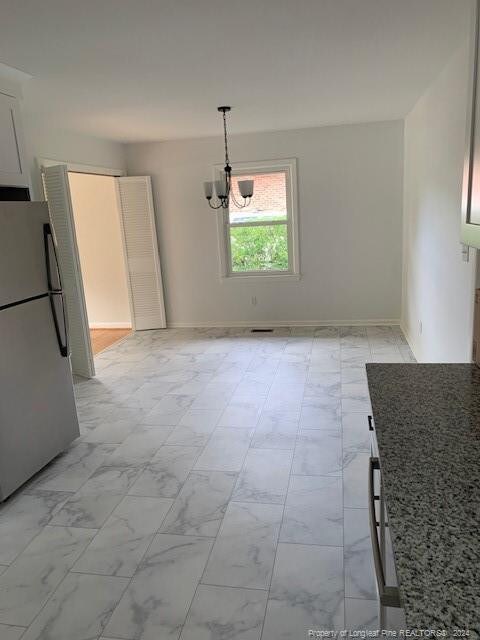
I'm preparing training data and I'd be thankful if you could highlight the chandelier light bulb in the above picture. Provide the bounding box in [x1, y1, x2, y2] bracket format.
[203, 181, 213, 199]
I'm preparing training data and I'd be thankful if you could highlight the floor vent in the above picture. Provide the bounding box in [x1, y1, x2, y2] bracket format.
[251, 328, 273, 333]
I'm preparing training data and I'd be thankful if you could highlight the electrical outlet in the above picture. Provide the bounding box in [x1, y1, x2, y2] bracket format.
[251, 296, 257, 306]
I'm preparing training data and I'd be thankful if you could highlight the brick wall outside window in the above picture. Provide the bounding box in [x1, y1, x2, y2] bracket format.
[230, 171, 287, 214]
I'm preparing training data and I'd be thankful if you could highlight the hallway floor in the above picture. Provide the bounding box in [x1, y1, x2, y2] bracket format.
[0, 326, 414, 640]
[90, 328, 132, 355]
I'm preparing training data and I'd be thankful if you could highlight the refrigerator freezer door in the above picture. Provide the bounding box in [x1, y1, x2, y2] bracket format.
[0, 296, 79, 500]
[0, 202, 50, 307]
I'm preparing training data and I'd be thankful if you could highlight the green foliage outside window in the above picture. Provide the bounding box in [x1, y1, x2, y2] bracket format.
[230, 224, 289, 272]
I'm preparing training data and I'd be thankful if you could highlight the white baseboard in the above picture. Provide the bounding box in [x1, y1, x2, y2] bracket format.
[167, 319, 401, 329]
[89, 322, 132, 329]
[400, 320, 419, 361]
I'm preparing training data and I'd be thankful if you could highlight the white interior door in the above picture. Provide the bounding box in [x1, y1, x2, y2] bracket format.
[115, 176, 166, 330]
[43, 165, 95, 378]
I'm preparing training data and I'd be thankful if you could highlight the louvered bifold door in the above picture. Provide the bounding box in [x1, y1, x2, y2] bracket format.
[43, 165, 95, 378]
[115, 176, 166, 330]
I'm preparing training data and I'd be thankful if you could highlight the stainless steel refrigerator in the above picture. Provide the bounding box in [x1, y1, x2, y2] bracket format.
[0, 201, 79, 501]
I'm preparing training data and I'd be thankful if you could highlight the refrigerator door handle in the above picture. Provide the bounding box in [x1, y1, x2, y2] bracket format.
[43, 223, 62, 293]
[48, 291, 69, 358]
[43, 224, 69, 357]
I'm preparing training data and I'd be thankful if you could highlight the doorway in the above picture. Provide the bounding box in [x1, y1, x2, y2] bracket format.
[43, 164, 166, 378]
[67, 172, 132, 355]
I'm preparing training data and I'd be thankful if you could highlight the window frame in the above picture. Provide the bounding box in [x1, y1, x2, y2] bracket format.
[215, 158, 300, 281]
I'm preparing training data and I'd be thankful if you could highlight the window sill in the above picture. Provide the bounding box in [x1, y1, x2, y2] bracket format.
[220, 273, 301, 283]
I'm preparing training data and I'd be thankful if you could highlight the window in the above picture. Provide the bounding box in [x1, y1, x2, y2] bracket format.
[217, 159, 299, 279]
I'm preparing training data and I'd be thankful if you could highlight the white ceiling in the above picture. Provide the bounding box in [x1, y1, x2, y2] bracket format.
[0, 0, 471, 142]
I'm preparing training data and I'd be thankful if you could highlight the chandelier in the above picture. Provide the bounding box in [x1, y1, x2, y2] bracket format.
[203, 106, 254, 210]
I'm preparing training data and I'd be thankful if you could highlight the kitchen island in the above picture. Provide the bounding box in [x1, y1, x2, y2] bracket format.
[366, 363, 480, 634]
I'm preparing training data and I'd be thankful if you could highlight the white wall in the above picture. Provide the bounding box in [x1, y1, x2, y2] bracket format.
[402, 42, 477, 362]
[23, 115, 126, 199]
[68, 173, 131, 328]
[0, 71, 126, 200]
[126, 121, 404, 327]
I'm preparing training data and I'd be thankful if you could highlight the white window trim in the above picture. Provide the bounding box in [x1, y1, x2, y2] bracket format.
[214, 158, 300, 281]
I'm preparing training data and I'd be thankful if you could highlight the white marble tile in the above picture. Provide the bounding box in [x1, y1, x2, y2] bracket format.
[202, 381, 240, 395]
[202, 502, 282, 590]
[0, 625, 26, 640]
[343, 451, 370, 508]
[0, 525, 95, 627]
[368, 352, 403, 363]
[275, 362, 308, 383]
[30, 443, 115, 492]
[344, 509, 377, 600]
[122, 380, 177, 410]
[104, 534, 213, 640]
[341, 383, 371, 413]
[0, 491, 72, 564]
[300, 398, 341, 429]
[179, 584, 267, 640]
[399, 345, 416, 362]
[144, 395, 194, 426]
[165, 410, 221, 447]
[102, 427, 174, 467]
[369, 338, 399, 354]
[233, 379, 271, 399]
[314, 326, 340, 340]
[307, 351, 341, 373]
[232, 449, 292, 504]
[75, 400, 116, 424]
[20, 573, 129, 640]
[345, 598, 379, 631]
[262, 543, 344, 639]
[280, 475, 343, 546]
[72, 496, 173, 577]
[194, 428, 253, 472]
[250, 411, 299, 450]
[190, 390, 233, 411]
[340, 327, 367, 338]
[246, 356, 280, 377]
[340, 335, 369, 350]
[105, 405, 150, 425]
[50, 466, 142, 529]
[0, 327, 408, 639]
[217, 400, 263, 429]
[264, 382, 305, 413]
[81, 420, 137, 444]
[128, 445, 201, 498]
[160, 471, 236, 537]
[341, 366, 367, 385]
[342, 413, 370, 453]
[304, 373, 341, 399]
[292, 430, 342, 476]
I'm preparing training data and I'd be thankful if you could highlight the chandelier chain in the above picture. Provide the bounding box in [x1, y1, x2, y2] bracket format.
[204, 106, 253, 210]
[223, 109, 230, 167]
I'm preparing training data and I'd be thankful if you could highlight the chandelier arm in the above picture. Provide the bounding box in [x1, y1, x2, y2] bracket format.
[207, 199, 225, 210]
[224, 170, 247, 209]
[230, 191, 248, 208]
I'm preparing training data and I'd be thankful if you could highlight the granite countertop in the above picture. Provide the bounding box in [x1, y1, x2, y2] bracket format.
[366, 364, 480, 634]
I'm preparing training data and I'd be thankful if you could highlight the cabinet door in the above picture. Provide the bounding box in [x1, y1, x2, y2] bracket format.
[0, 92, 28, 187]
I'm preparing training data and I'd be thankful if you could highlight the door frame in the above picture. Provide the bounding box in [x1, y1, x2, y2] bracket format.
[37, 157, 125, 181]
[39, 159, 134, 367]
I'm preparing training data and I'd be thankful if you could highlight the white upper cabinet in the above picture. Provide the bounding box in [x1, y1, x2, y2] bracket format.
[0, 91, 29, 187]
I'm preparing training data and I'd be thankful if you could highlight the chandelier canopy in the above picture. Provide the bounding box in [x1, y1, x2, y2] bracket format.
[203, 106, 254, 210]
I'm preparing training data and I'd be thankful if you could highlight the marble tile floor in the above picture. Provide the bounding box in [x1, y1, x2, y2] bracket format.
[0, 325, 414, 640]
